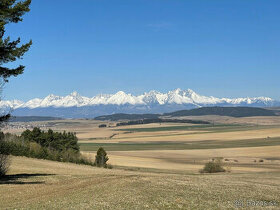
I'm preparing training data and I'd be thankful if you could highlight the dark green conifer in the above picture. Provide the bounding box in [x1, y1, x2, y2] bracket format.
[0, 1, 32, 177]
[0, 0, 32, 82]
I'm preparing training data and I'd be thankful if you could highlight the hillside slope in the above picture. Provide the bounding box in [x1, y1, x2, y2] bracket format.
[1, 156, 279, 209]
[94, 106, 277, 121]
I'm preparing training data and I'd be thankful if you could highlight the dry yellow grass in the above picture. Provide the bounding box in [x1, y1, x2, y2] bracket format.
[5, 119, 280, 173]
[84, 127, 280, 144]
[3, 118, 280, 209]
[114, 130, 205, 139]
[1, 156, 280, 209]
[97, 146, 280, 173]
[176, 115, 280, 125]
[116, 122, 195, 129]
[6, 118, 280, 143]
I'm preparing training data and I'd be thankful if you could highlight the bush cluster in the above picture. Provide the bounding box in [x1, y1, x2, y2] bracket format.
[0, 128, 93, 166]
[200, 158, 226, 173]
[98, 124, 107, 128]
[21, 128, 79, 152]
[0, 128, 113, 171]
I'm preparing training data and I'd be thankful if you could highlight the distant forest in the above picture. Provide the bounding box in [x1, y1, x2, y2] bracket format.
[95, 106, 277, 121]
[116, 118, 210, 127]
[166, 107, 277, 118]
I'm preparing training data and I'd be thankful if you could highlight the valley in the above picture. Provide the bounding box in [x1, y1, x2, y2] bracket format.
[3, 114, 280, 209]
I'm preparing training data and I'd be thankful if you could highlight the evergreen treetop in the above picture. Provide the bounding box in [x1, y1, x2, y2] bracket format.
[0, 0, 32, 82]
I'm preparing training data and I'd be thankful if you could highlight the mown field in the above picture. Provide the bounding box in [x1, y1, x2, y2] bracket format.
[74, 120, 280, 172]
[1, 156, 280, 209]
[5, 117, 280, 173]
[2, 116, 280, 209]
[80, 137, 280, 151]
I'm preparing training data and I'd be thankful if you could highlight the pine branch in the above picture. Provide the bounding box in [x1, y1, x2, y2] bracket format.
[0, 38, 32, 64]
[0, 65, 24, 81]
[0, 1, 32, 80]
[0, 0, 31, 24]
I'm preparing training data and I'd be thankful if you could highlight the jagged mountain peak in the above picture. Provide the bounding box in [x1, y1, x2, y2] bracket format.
[0, 89, 277, 111]
[70, 91, 79, 97]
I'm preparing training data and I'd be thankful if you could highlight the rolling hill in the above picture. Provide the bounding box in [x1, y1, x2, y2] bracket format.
[94, 106, 277, 121]
[166, 106, 277, 118]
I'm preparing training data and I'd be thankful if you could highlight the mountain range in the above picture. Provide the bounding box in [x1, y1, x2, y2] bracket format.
[1, 89, 279, 118]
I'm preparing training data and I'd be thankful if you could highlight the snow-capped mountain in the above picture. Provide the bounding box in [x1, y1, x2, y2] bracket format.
[1, 89, 279, 118]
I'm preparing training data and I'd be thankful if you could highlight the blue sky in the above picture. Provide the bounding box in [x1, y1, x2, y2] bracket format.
[4, 0, 280, 101]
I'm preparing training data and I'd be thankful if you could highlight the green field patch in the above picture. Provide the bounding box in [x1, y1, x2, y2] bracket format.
[115, 124, 280, 135]
[116, 124, 244, 132]
[80, 137, 280, 151]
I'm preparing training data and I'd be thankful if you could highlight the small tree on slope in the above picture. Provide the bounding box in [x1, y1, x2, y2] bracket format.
[94, 147, 109, 168]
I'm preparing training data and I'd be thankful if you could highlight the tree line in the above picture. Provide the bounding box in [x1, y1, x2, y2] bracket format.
[0, 127, 110, 176]
[0, 128, 91, 165]
[116, 118, 210, 126]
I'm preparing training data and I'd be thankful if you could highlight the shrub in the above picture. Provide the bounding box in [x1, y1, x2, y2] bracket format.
[200, 159, 226, 173]
[99, 124, 107, 128]
[259, 159, 264, 162]
[0, 154, 10, 177]
[94, 147, 109, 168]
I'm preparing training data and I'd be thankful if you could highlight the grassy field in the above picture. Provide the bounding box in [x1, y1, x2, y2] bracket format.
[3, 116, 280, 209]
[80, 137, 280, 151]
[116, 124, 242, 132]
[1, 156, 279, 209]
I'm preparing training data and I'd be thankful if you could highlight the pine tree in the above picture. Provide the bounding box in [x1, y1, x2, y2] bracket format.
[0, 0, 32, 83]
[0, 0, 32, 177]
